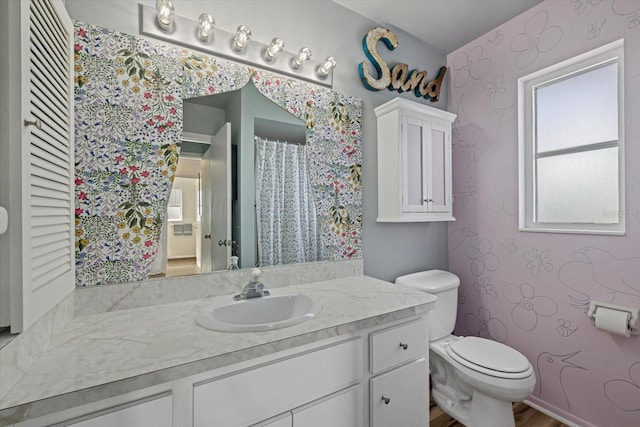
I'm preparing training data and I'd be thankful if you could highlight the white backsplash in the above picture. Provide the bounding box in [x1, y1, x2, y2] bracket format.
[75, 259, 364, 316]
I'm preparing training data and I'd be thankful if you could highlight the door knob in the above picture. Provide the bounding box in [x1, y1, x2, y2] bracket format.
[218, 239, 235, 247]
[24, 118, 42, 130]
[204, 234, 211, 239]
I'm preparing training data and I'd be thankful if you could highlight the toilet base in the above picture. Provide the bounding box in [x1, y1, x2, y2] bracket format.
[431, 389, 516, 427]
[432, 386, 516, 427]
[428, 337, 535, 427]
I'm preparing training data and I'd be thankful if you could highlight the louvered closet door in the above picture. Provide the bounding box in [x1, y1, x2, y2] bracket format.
[13, 0, 74, 332]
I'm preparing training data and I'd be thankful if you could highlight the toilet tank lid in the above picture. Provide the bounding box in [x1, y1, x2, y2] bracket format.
[395, 270, 460, 292]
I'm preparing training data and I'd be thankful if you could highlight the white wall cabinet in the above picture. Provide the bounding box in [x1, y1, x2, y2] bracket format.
[376, 98, 456, 222]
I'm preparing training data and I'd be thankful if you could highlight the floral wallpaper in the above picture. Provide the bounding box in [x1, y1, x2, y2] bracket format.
[73, 22, 362, 287]
[447, 1, 640, 426]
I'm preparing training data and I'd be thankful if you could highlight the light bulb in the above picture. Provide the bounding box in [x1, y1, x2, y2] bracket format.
[264, 37, 285, 61]
[292, 47, 312, 70]
[197, 13, 215, 42]
[233, 25, 252, 51]
[317, 56, 336, 77]
[155, 0, 174, 31]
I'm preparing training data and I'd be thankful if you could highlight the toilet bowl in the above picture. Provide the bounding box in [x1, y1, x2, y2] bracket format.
[396, 270, 536, 427]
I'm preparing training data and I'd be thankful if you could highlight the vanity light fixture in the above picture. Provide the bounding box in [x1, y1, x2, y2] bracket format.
[139, 3, 335, 87]
[197, 13, 215, 42]
[316, 56, 336, 78]
[264, 37, 285, 61]
[155, 0, 175, 31]
[291, 47, 312, 70]
[233, 25, 252, 51]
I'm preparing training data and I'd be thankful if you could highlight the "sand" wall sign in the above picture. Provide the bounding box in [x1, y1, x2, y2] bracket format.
[358, 26, 446, 102]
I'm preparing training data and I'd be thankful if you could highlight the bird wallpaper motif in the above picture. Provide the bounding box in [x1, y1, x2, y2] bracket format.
[447, 1, 640, 425]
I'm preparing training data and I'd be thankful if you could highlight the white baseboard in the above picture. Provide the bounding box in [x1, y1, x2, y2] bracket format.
[524, 398, 594, 427]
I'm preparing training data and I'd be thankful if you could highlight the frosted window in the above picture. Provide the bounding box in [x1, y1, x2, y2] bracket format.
[536, 62, 618, 153]
[518, 41, 624, 234]
[167, 188, 182, 222]
[536, 147, 618, 223]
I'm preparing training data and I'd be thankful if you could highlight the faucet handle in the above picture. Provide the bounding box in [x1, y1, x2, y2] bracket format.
[250, 268, 262, 283]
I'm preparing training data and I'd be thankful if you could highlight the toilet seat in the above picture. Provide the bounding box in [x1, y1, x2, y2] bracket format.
[445, 337, 533, 379]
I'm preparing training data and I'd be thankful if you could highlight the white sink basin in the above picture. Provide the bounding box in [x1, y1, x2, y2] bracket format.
[196, 294, 323, 332]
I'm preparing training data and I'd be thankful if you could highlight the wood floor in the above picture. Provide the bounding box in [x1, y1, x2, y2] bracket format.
[430, 393, 568, 427]
[166, 257, 200, 277]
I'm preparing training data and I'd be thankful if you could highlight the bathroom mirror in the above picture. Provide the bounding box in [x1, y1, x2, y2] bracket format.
[169, 80, 321, 275]
[73, 22, 363, 286]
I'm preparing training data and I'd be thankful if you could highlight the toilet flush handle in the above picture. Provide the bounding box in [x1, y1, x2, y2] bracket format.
[381, 395, 391, 405]
[399, 342, 408, 350]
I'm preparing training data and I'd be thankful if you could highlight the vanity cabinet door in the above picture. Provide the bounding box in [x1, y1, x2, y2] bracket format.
[370, 358, 428, 427]
[292, 385, 362, 427]
[252, 413, 292, 427]
[66, 394, 172, 427]
[193, 338, 362, 427]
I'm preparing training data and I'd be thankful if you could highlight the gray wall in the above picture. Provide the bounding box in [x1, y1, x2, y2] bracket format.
[65, 0, 450, 283]
[183, 101, 226, 136]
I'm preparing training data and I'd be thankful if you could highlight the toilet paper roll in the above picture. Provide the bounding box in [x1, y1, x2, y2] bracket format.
[595, 307, 631, 337]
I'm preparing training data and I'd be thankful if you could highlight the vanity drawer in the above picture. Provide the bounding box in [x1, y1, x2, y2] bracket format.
[193, 337, 362, 427]
[369, 318, 426, 374]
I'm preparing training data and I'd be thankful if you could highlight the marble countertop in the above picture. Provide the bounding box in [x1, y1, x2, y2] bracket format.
[0, 275, 436, 422]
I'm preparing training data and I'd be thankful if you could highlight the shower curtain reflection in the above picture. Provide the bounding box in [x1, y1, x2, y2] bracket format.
[255, 136, 325, 266]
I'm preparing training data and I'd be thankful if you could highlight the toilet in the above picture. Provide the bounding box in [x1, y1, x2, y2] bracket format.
[396, 270, 536, 427]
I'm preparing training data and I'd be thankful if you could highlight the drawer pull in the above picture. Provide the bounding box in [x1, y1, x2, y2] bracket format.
[381, 395, 391, 405]
[399, 342, 408, 350]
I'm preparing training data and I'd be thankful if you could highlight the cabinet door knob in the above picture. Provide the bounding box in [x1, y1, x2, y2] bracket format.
[423, 198, 433, 203]
[381, 395, 391, 405]
[399, 342, 408, 350]
[204, 234, 211, 239]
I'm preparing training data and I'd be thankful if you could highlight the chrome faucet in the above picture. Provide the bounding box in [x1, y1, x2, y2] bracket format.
[234, 268, 270, 300]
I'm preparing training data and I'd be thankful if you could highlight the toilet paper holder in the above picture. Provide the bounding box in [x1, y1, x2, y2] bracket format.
[587, 301, 639, 336]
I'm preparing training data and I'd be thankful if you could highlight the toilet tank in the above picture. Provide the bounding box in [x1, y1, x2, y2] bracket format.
[395, 270, 460, 341]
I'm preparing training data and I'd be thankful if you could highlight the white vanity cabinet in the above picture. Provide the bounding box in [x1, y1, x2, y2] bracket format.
[10, 316, 430, 427]
[65, 394, 172, 427]
[252, 413, 292, 427]
[370, 359, 429, 427]
[291, 385, 362, 427]
[250, 384, 362, 427]
[192, 337, 362, 427]
[368, 319, 429, 427]
[375, 98, 457, 222]
[14, 393, 173, 427]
